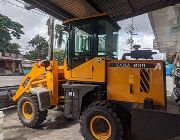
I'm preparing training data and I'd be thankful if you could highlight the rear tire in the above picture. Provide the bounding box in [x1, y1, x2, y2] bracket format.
[17, 94, 48, 128]
[80, 101, 125, 140]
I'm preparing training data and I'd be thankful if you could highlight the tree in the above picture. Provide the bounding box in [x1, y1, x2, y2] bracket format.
[0, 42, 21, 54]
[24, 50, 38, 60]
[25, 35, 49, 60]
[54, 24, 66, 64]
[25, 24, 66, 61]
[54, 49, 65, 64]
[6, 43, 21, 54]
[55, 24, 65, 48]
[0, 14, 24, 53]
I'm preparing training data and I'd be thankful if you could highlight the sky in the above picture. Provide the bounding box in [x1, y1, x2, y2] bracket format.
[118, 14, 155, 50]
[0, 0, 155, 54]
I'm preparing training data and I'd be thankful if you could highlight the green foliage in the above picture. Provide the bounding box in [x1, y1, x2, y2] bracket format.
[7, 43, 21, 54]
[24, 35, 49, 60]
[55, 24, 65, 48]
[54, 49, 64, 64]
[25, 24, 66, 61]
[54, 24, 66, 63]
[24, 50, 38, 60]
[55, 24, 64, 33]
[0, 42, 21, 54]
[0, 14, 24, 53]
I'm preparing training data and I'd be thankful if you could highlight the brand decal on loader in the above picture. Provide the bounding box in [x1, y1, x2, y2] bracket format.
[109, 63, 160, 69]
[22, 77, 30, 88]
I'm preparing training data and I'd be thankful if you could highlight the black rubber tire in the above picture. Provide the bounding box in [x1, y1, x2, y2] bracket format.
[17, 94, 48, 128]
[80, 101, 125, 140]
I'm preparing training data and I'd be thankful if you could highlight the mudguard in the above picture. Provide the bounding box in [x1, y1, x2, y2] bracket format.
[30, 87, 51, 111]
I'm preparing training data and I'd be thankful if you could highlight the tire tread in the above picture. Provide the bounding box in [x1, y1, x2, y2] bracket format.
[17, 94, 48, 128]
[80, 100, 125, 140]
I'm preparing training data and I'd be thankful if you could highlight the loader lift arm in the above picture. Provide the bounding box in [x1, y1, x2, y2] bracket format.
[12, 63, 46, 102]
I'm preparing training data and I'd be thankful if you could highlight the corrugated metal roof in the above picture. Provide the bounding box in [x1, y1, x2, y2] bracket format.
[23, 0, 180, 21]
[50, 0, 99, 17]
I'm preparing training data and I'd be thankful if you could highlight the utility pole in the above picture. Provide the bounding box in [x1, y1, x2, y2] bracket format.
[126, 17, 138, 50]
[25, 3, 55, 60]
[47, 16, 55, 60]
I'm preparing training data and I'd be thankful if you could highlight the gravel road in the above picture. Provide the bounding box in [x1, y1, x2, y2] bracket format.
[0, 76, 23, 87]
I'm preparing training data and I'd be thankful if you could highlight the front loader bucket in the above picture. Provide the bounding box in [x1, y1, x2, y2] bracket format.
[132, 103, 180, 139]
[0, 86, 17, 109]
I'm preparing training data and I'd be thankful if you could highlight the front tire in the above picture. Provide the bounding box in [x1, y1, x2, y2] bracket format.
[17, 94, 48, 128]
[80, 101, 125, 140]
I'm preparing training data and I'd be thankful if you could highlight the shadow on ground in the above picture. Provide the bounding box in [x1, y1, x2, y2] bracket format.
[41, 111, 77, 130]
[3, 108, 79, 140]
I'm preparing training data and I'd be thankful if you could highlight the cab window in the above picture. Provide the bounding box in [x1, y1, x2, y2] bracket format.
[75, 24, 91, 56]
[98, 20, 119, 58]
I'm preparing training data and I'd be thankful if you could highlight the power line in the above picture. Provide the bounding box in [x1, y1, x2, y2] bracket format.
[15, 0, 48, 15]
[0, 2, 49, 44]
[1, 0, 48, 17]
[1, 2, 48, 25]
[15, 0, 24, 4]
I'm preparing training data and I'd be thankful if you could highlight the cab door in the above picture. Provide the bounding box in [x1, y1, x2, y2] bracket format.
[69, 24, 94, 80]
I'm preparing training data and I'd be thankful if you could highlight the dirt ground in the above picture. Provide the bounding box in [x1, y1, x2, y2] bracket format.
[3, 108, 83, 140]
[2, 106, 180, 140]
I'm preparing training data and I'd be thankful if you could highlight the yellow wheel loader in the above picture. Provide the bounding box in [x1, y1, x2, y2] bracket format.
[10, 14, 180, 139]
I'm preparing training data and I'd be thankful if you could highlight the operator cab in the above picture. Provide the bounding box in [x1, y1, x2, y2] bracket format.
[61, 15, 120, 70]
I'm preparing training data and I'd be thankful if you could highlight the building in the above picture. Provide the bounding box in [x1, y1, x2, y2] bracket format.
[0, 52, 23, 75]
[149, 4, 180, 55]
[22, 60, 33, 74]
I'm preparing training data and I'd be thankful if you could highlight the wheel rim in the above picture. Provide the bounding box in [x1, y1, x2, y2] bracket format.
[22, 101, 33, 120]
[90, 115, 112, 140]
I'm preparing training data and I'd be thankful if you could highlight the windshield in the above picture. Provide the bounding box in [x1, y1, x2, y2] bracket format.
[98, 20, 119, 58]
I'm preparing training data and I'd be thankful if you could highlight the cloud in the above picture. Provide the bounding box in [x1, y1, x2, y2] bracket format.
[134, 33, 154, 48]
